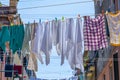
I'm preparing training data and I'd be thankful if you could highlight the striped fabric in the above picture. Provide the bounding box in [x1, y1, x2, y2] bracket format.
[84, 14, 108, 51]
[106, 11, 120, 46]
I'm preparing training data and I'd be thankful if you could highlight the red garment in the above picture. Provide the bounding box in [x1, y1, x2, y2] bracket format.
[14, 65, 22, 75]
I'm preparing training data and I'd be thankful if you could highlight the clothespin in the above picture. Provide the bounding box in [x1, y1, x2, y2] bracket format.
[18, 14, 22, 25]
[34, 20, 36, 27]
[77, 14, 80, 18]
[39, 19, 41, 23]
[55, 17, 57, 22]
[62, 16, 64, 21]
[28, 21, 30, 26]
[83, 16, 87, 20]
[10, 23, 14, 26]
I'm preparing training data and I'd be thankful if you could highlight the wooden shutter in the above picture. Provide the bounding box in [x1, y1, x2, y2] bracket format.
[113, 53, 119, 80]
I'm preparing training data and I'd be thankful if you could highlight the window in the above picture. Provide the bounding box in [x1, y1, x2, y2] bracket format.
[112, 0, 119, 11]
[113, 53, 119, 80]
[109, 66, 113, 80]
[118, 0, 120, 10]
[103, 74, 106, 80]
[114, 0, 120, 11]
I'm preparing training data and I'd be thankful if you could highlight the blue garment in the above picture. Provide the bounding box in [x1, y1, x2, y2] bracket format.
[9, 25, 24, 53]
[0, 26, 10, 51]
[5, 64, 13, 77]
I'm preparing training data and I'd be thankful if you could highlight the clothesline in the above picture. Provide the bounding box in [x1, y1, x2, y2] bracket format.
[23, 13, 103, 23]
[0, 13, 103, 25]
[1, 0, 44, 3]
[1, 1, 93, 10]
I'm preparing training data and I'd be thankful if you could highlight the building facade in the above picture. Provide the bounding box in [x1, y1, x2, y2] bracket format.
[94, 0, 120, 80]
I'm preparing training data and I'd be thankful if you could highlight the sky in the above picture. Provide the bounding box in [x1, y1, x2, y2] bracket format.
[0, 0, 95, 22]
[18, 0, 95, 23]
[0, 0, 95, 79]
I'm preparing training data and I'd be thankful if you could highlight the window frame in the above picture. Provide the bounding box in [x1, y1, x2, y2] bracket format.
[118, 0, 120, 10]
[114, 0, 119, 11]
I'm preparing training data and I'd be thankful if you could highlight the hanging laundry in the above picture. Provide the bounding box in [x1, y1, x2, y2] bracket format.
[58, 19, 67, 65]
[66, 18, 76, 69]
[32, 22, 44, 64]
[41, 21, 52, 65]
[27, 53, 35, 71]
[67, 18, 84, 72]
[4, 64, 13, 77]
[74, 18, 84, 72]
[66, 18, 75, 59]
[1, 54, 7, 80]
[5, 54, 11, 64]
[27, 22, 39, 71]
[13, 52, 22, 65]
[29, 17, 84, 70]
[104, 15, 110, 37]
[62, 20, 68, 65]
[0, 47, 4, 62]
[9, 25, 24, 53]
[14, 65, 22, 75]
[23, 56, 27, 67]
[22, 23, 31, 56]
[30, 23, 37, 52]
[23, 54, 32, 77]
[106, 11, 120, 46]
[51, 20, 58, 46]
[31, 23, 37, 40]
[56, 20, 61, 55]
[84, 14, 108, 51]
[23, 67, 29, 80]
[0, 26, 10, 51]
[29, 53, 38, 72]
[31, 53, 38, 72]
